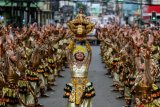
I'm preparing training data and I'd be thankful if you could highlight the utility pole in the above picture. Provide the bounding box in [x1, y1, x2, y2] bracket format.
[26, 1, 31, 24]
[140, 0, 143, 26]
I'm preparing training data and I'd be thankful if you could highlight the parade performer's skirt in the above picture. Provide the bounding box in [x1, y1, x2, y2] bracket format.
[67, 99, 92, 107]
[2, 87, 19, 104]
[18, 80, 29, 94]
[0, 98, 5, 107]
[142, 98, 160, 107]
[64, 77, 95, 107]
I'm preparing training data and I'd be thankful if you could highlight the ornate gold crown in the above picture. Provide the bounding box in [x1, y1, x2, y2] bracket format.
[67, 11, 95, 38]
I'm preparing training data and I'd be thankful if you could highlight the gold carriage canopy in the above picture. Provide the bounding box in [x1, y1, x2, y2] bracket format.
[67, 10, 95, 38]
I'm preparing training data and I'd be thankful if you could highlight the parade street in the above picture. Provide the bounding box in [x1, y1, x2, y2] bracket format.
[39, 46, 124, 107]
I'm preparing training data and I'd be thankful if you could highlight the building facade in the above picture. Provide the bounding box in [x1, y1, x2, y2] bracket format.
[0, 0, 57, 26]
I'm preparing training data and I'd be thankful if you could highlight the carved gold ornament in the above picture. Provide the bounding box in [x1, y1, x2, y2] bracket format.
[67, 12, 95, 39]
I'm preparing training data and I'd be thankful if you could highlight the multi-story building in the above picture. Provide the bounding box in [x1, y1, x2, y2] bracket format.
[0, 0, 57, 26]
[0, 0, 41, 26]
[38, 0, 52, 25]
[114, 0, 139, 24]
[59, 1, 75, 22]
[151, 0, 160, 5]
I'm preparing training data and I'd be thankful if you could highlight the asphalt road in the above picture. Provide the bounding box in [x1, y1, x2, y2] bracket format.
[39, 46, 124, 107]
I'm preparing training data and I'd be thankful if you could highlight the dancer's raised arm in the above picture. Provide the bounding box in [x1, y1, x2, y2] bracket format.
[66, 40, 75, 68]
[85, 41, 92, 67]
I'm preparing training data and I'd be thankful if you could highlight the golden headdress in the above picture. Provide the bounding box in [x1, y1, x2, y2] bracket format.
[73, 45, 86, 54]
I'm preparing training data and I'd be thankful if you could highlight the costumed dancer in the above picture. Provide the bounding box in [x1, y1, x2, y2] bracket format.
[64, 8, 95, 107]
[64, 40, 95, 107]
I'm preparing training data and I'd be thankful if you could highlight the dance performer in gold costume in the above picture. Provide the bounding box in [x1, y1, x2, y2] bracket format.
[64, 41, 95, 107]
